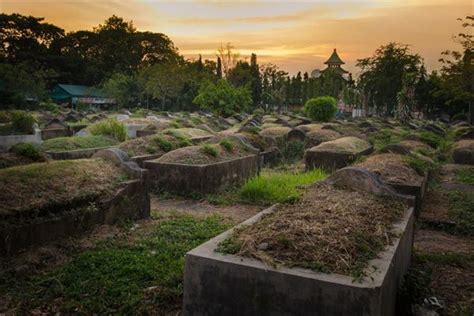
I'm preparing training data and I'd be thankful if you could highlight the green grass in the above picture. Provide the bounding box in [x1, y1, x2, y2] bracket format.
[41, 135, 118, 152]
[448, 191, 474, 235]
[239, 168, 327, 205]
[219, 139, 234, 152]
[457, 168, 474, 185]
[368, 128, 408, 151]
[1, 213, 230, 314]
[200, 144, 219, 157]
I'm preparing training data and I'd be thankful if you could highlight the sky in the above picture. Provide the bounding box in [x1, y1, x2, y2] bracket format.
[1, 0, 472, 76]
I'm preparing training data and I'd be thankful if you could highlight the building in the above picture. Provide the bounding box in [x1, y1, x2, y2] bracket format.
[51, 84, 115, 107]
[311, 49, 349, 79]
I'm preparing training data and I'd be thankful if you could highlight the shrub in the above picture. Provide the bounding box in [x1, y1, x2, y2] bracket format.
[10, 143, 42, 161]
[200, 144, 218, 157]
[11, 111, 35, 134]
[89, 119, 127, 142]
[304, 96, 337, 122]
[219, 139, 234, 152]
[451, 112, 467, 121]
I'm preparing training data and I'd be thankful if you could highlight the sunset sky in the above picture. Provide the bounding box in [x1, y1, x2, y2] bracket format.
[2, 0, 471, 76]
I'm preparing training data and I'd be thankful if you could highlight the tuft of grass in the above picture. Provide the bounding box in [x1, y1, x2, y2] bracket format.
[457, 168, 474, 185]
[200, 144, 219, 157]
[89, 119, 127, 142]
[155, 136, 174, 152]
[41, 135, 118, 152]
[219, 139, 234, 152]
[239, 169, 327, 205]
[1, 214, 230, 314]
[403, 154, 436, 175]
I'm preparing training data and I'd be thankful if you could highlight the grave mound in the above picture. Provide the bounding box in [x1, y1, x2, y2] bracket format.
[452, 139, 474, 165]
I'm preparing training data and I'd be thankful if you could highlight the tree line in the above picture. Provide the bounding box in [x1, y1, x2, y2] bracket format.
[0, 13, 472, 121]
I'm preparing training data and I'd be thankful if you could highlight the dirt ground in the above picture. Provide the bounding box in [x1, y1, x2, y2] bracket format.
[151, 194, 263, 223]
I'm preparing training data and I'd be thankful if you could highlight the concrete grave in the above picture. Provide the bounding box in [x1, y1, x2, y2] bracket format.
[305, 136, 372, 170]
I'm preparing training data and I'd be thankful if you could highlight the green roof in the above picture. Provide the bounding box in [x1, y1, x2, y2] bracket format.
[324, 49, 345, 65]
[56, 84, 105, 97]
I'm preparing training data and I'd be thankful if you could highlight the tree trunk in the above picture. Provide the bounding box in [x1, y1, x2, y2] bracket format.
[469, 101, 473, 125]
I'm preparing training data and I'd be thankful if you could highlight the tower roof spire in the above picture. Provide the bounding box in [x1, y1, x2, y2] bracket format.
[324, 48, 345, 65]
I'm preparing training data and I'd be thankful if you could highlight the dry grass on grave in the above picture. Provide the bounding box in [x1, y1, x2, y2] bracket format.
[219, 183, 405, 277]
[356, 153, 424, 185]
[0, 159, 128, 216]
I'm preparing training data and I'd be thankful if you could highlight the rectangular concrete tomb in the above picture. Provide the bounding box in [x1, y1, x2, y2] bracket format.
[144, 154, 259, 194]
[183, 205, 414, 316]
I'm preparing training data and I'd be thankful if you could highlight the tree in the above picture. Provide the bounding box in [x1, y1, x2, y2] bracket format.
[193, 80, 252, 117]
[304, 96, 337, 122]
[260, 64, 288, 112]
[357, 42, 422, 116]
[101, 73, 141, 109]
[227, 61, 252, 88]
[216, 57, 223, 79]
[396, 73, 418, 123]
[140, 63, 185, 110]
[438, 15, 474, 123]
[250, 53, 262, 107]
[216, 43, 239, 77]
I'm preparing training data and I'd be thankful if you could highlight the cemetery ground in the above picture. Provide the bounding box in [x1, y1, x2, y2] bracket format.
[0, 109, 473, 315]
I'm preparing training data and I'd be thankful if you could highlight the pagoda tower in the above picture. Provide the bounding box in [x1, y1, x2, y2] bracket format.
[322, 48, 348, 75]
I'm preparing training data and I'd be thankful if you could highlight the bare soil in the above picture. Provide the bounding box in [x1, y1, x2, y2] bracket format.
[415, 228, 474, 255]
[151, 195, 263, 223]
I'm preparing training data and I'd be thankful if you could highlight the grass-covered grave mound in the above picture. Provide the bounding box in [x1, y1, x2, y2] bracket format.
[259, 126, 292, 139]
[119, 132, 192, 157]
[218, 182, 405, 278]
[156, 138, 253, 165]
[355, 153, 424, 185]
[41, 135, 118, 152]
[306, 129, 341, 148]
[0, 159, 128, 219]
[452, 139, 474, 165]
[308, 136, 371, 154]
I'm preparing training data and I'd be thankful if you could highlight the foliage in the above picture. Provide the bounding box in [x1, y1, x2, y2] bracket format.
[304, 96, 337, 122]
[457, 168, 474, 184]
[193, 80, 252, 117]
[155, 136, 174, 152]
[357, 42, 423, 115]
[11, 111, 35, 134]
[239, 169, 327, 205]
[200, 144, 219, 157]
[102, 73, 141, 108]
[395, 73, 417, 124]
[1, 214, 229, 314]
[10, 143, 42, 161]
[89, 119, 127, 142]
[41, 135, 118, 152]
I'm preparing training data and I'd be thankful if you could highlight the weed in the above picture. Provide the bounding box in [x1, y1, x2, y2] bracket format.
[41, 136, 118, 152]
[219, 139, 234, 152]
[11, 111, 35, 134]
[457, 168, 474, 185]
[239, 169, 327, 205]
[200, 144, 218, 157]
[155, 136, 174, 152]
[281, 140, 305, 163]
[448, 191, 474, 235]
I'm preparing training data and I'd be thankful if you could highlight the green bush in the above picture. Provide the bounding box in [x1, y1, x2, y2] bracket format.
[89, 119, 127, 142]
[11, 111, 35, 134]
[200, 144, 218, 157]
[10, 143, 42, 161]
[304, 96, 337, 122]
[219, 139, 234, 152]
